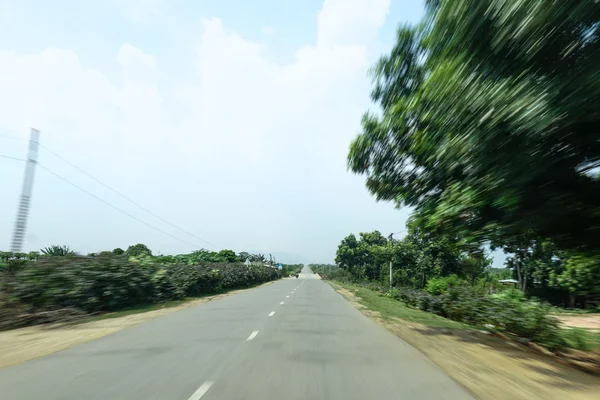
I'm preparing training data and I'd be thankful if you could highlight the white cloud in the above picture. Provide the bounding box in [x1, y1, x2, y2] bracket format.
[317, 0, 391, 47]
[261, 26, 276, 36]
[0, 0, 406, 261]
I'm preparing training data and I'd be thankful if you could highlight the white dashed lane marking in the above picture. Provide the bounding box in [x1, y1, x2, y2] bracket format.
[188, 381, 213, 400]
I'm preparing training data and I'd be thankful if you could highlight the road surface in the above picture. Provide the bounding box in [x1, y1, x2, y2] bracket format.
[0, 267, 473, 399]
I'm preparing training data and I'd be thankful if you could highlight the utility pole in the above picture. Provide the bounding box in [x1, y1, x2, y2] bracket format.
[388, 233, 393, 289]
[10, 128, 40, 253]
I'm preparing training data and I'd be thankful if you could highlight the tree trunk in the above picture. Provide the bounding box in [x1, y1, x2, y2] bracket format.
[569, 292, 576, 308]
[515, 257, 524, 292]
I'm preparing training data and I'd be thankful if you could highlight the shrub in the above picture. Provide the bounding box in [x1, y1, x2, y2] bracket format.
[426, 275, 463, 295]
[0, 250, 283, 330]
[391, 284, 565, 349]
[12, 255, 155, 312]
[327, 269, 356, 283]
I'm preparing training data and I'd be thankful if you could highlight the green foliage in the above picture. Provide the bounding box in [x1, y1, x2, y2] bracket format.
[281, 264, 303, 276]
[0, 247, 281, 330]
[425, 275, 462, 295]
[552, 255, 600, 297]
[215, 249, 238, 263]
[112, 248, 125, 255]
[348, 0, 600, 254]
[335, 225, 492, 289]
[237, 251, 250, 263]
[560, 327, 600, 352]
[393, 285, 564, 350]
[124, 243, 152, 257]
[41, 245, 75, 256]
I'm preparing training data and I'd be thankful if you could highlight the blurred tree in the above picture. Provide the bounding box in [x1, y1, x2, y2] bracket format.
[124, 243, 152, 257]
[217, 249, 239, 263]
[40, 245, 75, 256]
[335, 234, 362, 273]
[551, 255, 600, 307]
[237, 251, 250, 263]
[348, 0, 600, 254]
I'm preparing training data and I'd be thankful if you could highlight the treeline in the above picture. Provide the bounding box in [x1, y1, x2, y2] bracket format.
[281, 264, 304, 276]
[333, 225, 600, 308]
[308, 264, 338, 275]
[331, 224, 600, 350]
[0, 244, 288, 330]
[0, 244, 277, 266]
[333, 225, 510, 293]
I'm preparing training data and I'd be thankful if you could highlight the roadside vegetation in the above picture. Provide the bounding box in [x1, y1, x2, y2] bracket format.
[315, 0, 600, 368]
[313, 225, 600, 354]
[0, 245, 298, 330]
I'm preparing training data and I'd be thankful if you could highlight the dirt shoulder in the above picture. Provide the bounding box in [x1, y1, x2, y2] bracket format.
[330, 282, 600, 400]
[558, 314, 600, 331]
[0, 282, 274, 370]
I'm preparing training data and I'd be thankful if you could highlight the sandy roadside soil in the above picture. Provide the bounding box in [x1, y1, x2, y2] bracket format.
[0, 282, 274, 370]
[558, 315, 600, 330]
[334, 286, 600, 400]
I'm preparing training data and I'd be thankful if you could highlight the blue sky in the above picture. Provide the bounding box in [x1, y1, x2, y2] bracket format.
[0, 0, 505, 266]
[0, 0, 423, 79]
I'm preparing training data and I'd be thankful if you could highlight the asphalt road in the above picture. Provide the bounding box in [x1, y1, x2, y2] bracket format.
[0, 267, 473, 399]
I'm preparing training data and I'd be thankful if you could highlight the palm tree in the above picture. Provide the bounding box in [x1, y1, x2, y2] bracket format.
[40, 245, 75, 256]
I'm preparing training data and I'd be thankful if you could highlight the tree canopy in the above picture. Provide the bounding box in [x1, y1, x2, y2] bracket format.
[348, 0, 600, 254]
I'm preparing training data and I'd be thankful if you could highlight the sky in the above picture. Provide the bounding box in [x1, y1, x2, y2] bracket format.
[0, 0, 505, 266]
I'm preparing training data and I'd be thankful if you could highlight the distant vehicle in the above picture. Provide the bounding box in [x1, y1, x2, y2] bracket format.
[295, 273, 299, 279]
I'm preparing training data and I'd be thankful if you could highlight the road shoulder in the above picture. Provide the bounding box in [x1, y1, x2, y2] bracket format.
[328, 281, 600, 400]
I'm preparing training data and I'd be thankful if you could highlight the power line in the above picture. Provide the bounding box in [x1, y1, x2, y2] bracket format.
[37, 143, 217, 249]
[0, 133, 23, 141]
[37, 163, 203, 250]
[0, 154, 25, 162]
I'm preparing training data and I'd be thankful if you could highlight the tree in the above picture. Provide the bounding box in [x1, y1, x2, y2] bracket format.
[492, 233, 564, 293]
[335, 234, 362, 273]
[237, 251, 250, 263]
[112, 248, 125, 255]
[41, 245, 75, 256]
[358, 231, 388, 281]
[460, 252, 492, 285]
[248, 253, 266, 264]
[552, 255, 600, 307]
[348, 0, 600, 254]
[124, 243, 152, 257]
[217, 249, 239, 263]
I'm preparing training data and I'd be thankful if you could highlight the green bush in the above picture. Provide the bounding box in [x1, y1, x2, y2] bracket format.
[425, 275, 463, 295]
[393, 285, 565, 350]
[0, 253, 281, 330]
[12, 255, 155, 312]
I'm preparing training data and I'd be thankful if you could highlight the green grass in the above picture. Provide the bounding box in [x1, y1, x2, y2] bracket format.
[549, 306, 600, 315]
[330, 281, 467, 329]
[331, 281, 600, 352]
[560, 327, 600, 351]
